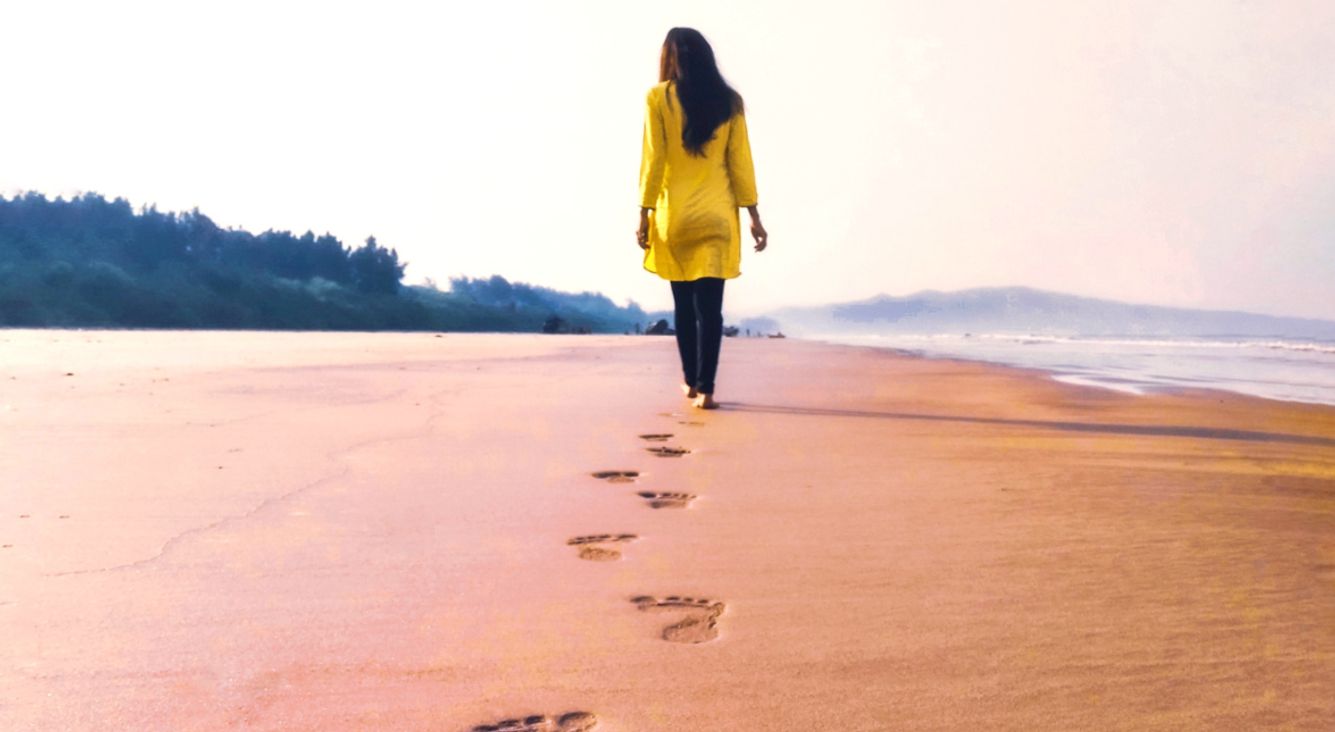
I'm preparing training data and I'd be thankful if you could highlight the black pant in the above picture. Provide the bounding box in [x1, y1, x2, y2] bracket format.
[670, 277, 725, 395]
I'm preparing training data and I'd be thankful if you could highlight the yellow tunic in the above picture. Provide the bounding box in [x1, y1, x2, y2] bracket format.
[639, 80, 758, 281]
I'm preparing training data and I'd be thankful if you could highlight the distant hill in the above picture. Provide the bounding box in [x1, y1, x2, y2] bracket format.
[767, 287, 1335, 340]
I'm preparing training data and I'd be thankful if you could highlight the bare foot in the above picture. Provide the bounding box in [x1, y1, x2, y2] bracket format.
[692, 393, 718, 410]
[680, 383, 699, 399]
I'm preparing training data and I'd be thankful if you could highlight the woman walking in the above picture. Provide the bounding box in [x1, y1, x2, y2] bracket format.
[637, 27, 768, 410]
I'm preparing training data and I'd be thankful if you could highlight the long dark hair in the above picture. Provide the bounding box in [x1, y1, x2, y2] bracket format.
[659, 27, 744, 157]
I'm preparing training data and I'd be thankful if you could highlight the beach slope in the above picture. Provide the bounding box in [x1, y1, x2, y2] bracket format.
[1, 331, 1332, 730]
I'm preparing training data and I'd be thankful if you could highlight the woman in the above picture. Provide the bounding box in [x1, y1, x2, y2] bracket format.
[637, 27, 768, 410]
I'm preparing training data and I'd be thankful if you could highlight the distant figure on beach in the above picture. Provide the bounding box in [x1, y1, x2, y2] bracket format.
[637, 27, 767, 410]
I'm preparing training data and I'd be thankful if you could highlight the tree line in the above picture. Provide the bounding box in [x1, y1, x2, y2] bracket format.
[0, 192, 648, 332]
[1, 191, 403, 292]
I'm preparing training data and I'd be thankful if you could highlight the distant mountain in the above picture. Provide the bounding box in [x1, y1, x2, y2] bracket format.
[766, 287, 1335, 340]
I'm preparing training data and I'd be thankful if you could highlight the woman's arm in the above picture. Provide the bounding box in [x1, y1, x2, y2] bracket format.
[726, 112, 758, 208]
[638, 87, 667, 210]
[637, 207, 652, 250]
[727, 114, 766, 251]
[637, 87, 667, 250]
[746, 205, 767, 252]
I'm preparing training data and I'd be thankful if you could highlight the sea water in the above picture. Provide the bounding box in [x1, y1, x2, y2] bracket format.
[818, 333, 1335, 407]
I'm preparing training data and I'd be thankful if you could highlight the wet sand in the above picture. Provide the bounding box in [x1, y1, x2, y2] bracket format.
[2, 330, 1332, 730]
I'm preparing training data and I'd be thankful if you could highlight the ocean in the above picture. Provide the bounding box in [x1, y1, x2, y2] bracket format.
[818, 333, 1335, 407]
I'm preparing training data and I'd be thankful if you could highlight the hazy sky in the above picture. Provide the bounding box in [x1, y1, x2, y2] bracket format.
[3, 0, 1332, 319]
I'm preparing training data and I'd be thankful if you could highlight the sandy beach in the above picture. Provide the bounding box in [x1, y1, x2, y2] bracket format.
[2, 329, 1332, 731]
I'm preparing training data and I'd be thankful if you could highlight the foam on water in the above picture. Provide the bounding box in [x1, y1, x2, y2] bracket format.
[817, 332, 1335, 406]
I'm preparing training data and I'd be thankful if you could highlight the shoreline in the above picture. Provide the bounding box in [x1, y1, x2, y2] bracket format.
[12, 325, 1334, 408]
[807, 333, 1335, 408]
[10, 324, 1335, 406]
[2, 330, 1333, 730]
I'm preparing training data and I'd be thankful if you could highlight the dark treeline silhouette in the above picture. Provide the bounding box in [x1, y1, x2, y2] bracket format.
[447, 275, 648, 330]
[0, 192, 646, 332]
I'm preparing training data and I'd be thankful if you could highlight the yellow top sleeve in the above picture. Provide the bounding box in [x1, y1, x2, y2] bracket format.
[726, 112, 758, 207]
[638, 87, 668, 209]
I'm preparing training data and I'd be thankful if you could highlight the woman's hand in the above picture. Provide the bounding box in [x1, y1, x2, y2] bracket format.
[636, 208, 651, 250]
[748, 206, 768, 252]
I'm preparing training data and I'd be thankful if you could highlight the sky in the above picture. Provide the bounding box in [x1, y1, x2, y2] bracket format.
[2, 0, 1332, 320]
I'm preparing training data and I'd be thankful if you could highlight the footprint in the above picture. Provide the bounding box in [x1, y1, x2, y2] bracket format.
[645, 446, 690, 458]
[636, 491, 696, 509]
[631, 595, 726, 644]
[567, 534, 638, 561]
[471, 711, 598, 732]
[590, 470, 638, 483]
[638, 433, 673, 442]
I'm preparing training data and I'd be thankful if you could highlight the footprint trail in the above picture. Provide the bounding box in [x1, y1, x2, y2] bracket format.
[566, 534, 638, 561]
[470, 711, 598, 732]
[636, 491, 696, 509]
[632, 595, 726, 644]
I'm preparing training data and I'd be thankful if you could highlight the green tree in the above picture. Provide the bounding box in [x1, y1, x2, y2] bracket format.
[348, 236, 405, 294]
